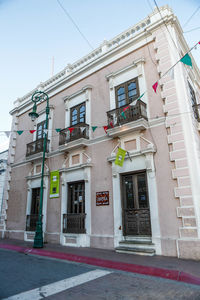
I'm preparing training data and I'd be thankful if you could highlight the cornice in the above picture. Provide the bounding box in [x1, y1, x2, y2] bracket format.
[10, 6, 180, 115]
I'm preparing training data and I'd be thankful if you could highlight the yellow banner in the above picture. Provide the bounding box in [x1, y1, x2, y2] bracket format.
[115, 148, 127, 167]
[50, 170, 59, 198]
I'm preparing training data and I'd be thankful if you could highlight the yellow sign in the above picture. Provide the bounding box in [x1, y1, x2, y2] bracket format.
[50, 171, 59, 198]
[115, 148, 127, 167]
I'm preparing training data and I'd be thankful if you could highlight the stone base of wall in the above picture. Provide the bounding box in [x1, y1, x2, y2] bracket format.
[4, 231, 24, 240]
[45, 233, 60, 244]
[90, 236, 114, 250]
[160, 238, 177, 257]
[178, 239, 200, 260]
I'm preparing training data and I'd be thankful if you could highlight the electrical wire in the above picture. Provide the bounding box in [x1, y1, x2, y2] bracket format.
[184, 26, 200, 34]
[56, 0, 94, 51]
[182, 5, 200, 28]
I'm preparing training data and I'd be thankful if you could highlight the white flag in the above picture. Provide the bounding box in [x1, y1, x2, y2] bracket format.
[80, 127, 85, 133]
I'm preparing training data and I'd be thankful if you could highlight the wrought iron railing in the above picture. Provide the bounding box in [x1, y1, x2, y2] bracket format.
[59, 123, 89, 145]
[26, 138, 50, 157]
[107, 100, 148, 128]
[63, 213, 86, 234]
[26, 214, 42, 231]
[192, 104, 200, 122]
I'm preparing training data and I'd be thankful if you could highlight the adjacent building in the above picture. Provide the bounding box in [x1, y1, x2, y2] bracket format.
[1, 6, 200, 259]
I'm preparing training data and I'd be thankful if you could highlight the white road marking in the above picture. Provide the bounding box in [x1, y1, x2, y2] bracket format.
[3, 269, 111, 300]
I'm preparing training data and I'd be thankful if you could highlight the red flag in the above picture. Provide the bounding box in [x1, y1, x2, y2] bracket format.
[110, 122, 114, 128]
[30, 130, 36, 134]
[123, 105, 130, 112]
[199, 41, 200, 44]
[103, 126, 108, 134]
[152, 82, 158, 93]
[68, 127, 75, 134]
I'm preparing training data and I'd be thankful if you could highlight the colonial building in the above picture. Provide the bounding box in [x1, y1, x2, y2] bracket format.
[0, 149, 8, 237]
[1, 6, 200, 259]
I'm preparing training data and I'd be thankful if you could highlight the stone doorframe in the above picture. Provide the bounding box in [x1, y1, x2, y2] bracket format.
[109, 148, 162, 255]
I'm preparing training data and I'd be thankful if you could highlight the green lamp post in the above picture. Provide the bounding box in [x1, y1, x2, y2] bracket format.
[29, 91, 49, 248]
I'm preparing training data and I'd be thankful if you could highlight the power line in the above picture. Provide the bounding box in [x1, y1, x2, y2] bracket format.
[184, 26, 200, 34]
[182, 5, 200, 28]
[56, 0, 94, 51]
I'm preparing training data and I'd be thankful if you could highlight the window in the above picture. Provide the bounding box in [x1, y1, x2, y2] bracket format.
[36, 121, 47, 140]
[68, 181, 85, 214]
[115, 78, 139, 108]
[188, 82, 200, 121]
[31, 188, 40, 215]
[70, 103, 86, 126]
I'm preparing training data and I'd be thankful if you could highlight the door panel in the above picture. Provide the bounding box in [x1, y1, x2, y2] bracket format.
[122, 173, 151, 236]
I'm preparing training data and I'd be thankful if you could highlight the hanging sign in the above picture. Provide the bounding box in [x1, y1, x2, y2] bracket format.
[96, 191, 109, 206]
[50, 170, 60, 198]
[115, 147, 127, 167]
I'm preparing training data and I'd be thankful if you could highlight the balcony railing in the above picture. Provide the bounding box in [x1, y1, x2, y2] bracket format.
[63, 213, 86, 234]
[59, 123, 89, 146]
[107, 100, 148, 129]
[192, 104, 200, 122]
[26, 138, 50, 157]
[26, 214, 42, 231]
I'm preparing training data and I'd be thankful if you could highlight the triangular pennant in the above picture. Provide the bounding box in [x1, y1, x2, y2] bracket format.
[92, 126, 98, 132]
[123, 105, 130, 112]
[109, 121, 114, 128]
[17, 130, 23, 135]
[180, 53, 192, 67]
[30, 130, 36, 134]
[43, 129, 48, 135]
[121, 111, 126, 119]
[168, 68, 174, 79]
[130, 99, 137, 107]
[152, 81, 158, 93]
[199, 42, 200, 44]
[80, 127, 85, 133]
[55, 128, 61, 132]
[103, 126, 108, 134]
[130, 92, 145, 106]
[68, 127, 75, 134]
[4, 131, 10, 138]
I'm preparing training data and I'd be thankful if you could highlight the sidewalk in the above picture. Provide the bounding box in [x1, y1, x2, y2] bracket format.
[1, 238, 200, 286]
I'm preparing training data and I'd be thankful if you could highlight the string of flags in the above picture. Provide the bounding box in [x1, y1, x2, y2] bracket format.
[1, 41, 200, 139]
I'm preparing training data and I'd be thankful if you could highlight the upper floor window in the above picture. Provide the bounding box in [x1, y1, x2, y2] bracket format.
[188, 82, 200, 121]
[115, 78, 139, 108]
[70, 102, 86, 126]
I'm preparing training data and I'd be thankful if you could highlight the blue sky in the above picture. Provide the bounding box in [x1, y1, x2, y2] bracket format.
[0, 0, 200, 150]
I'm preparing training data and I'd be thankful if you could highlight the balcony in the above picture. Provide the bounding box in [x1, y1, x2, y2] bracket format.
[106, 100, 148, 137]
[26, 214, 42, 232]
[26, 138, 50, 157]
[63, 213, 86, 234]
[59, 123, 89, 151]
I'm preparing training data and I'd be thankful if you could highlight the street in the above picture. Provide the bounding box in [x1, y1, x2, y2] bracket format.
[1, 249, 200, 300]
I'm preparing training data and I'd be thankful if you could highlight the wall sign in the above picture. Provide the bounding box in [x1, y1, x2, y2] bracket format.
[96, 191, 109, 206]
[50, 170, 59, 198]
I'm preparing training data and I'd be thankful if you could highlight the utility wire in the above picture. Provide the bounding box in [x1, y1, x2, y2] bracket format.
[56, 0, 94, 50]
[182, 5, 200, 28]
[184, 26, 200, 34]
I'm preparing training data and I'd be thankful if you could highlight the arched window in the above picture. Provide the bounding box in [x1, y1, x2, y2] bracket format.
[70, 102, 86, 125]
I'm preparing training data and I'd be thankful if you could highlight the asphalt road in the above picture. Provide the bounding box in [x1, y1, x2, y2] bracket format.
[1, 249, 200, 300]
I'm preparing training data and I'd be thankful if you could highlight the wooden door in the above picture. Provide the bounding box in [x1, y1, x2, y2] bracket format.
[122, 172, 151, 236]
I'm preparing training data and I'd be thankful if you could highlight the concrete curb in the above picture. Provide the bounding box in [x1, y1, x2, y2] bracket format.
[1, 243, 200, 286]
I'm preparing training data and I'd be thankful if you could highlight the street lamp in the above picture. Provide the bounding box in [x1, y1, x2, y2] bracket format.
[29, 91, 49, 248]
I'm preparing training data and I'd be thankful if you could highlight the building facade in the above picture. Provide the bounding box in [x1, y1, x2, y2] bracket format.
[1, 6, 200, 259]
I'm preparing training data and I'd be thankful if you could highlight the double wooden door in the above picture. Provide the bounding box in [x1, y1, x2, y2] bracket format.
[122, 172, 151, 236]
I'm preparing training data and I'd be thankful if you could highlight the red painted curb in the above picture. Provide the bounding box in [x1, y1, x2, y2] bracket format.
[1, 243, 200, 286]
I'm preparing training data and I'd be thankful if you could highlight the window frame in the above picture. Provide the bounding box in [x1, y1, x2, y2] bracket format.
[188, 81, 200, 121]
[36, 120, 47, 140]
[70, 102, 86, 126]
[115, 78, 139, 108]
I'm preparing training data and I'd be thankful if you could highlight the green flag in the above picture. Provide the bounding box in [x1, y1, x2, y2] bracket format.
[17, 130, 23, 135]
[50, 170, 60, 198]
[180, 54, 192, 67]
[55, 128, 61, 132]
[115, 148, 127, 167]
[92, 126, 98, 132]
